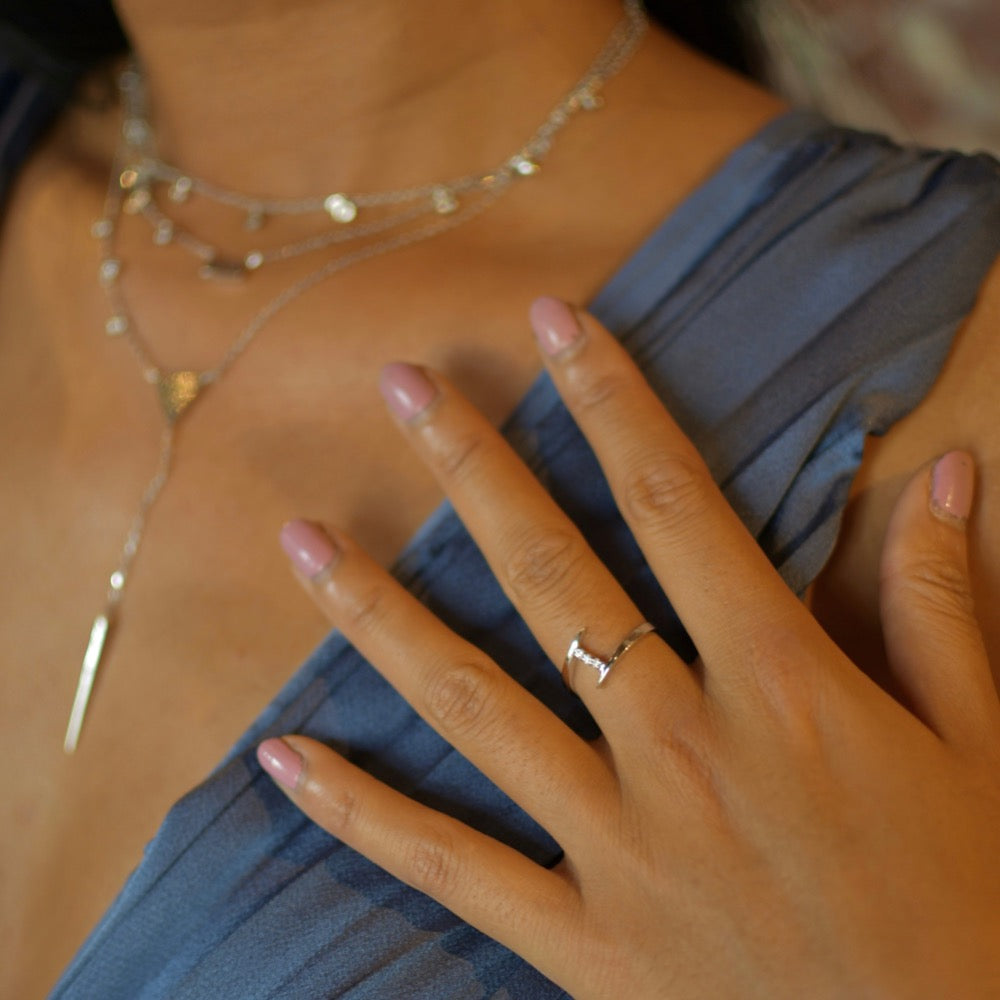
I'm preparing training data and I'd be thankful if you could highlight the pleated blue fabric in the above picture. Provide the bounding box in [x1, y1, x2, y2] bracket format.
[32, 109, 1000, 997]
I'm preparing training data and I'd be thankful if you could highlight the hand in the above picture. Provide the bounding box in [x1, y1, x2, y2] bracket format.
[261, 298, 1000, 999]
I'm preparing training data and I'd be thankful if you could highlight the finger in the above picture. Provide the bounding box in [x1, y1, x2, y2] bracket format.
[530, 297, 826, 682]
[257, 735, 581, 984]
[376, 361, 702, 733]
[880, 452, 1000, 748]
[279, 519, 615, 841]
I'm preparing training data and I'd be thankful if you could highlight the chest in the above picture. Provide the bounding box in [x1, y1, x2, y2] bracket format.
[0, 221, 590, 994]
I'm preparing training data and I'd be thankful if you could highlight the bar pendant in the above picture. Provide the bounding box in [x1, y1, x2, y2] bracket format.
[64, 613, 112, 754]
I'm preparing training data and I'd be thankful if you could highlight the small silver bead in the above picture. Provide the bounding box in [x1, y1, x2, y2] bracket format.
[122, 118, 150, 146]
[91, 219, 113, 239]
[510, 155, 540, 177]
[168, 176, 192, 203]
[244, 251, 264, 270]
[153, 220, 174, 245]
[109, 571, 126, 591]
[324, 193, 358, 223]
[99, 259, 121, 284]
[105, 315, 128, 336]
[124, 188, 151, 214]
[431, 187, 459, 214]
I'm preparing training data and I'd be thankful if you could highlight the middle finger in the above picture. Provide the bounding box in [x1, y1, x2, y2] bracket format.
[378, 362, 702, 735]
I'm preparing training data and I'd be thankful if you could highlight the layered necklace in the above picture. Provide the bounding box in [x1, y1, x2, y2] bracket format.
[64, 0, 649, 753]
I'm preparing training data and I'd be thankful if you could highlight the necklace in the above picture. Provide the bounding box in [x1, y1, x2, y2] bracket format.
[63, 0, 649, 753]
[117, 0, 647, 279]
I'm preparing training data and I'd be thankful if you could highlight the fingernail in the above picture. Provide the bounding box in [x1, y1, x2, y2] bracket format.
[280, 519, 339, 578]
[257, 737, 303, 792]
[530, 296, 585, 358]
[379, 363, 438, 421]
[930, 451, 974, 523]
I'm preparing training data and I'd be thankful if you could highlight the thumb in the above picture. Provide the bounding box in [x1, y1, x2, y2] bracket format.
[880, 451, 998, 748]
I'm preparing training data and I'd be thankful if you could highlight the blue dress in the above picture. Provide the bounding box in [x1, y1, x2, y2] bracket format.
[14, 96, 998, 998]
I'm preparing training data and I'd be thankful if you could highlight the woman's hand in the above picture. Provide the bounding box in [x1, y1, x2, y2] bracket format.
[261, 299, 1000, 999]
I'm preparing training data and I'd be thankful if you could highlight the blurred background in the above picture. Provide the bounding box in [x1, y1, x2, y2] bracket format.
[746, 0, 1000, 155]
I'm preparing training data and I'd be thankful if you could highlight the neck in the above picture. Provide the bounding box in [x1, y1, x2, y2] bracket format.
[112, 0, 631, 197]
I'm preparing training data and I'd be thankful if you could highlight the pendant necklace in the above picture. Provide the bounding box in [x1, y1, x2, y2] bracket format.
[63, 0, 649, 753]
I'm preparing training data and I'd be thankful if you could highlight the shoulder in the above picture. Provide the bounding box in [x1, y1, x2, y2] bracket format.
[602, 68, 1000, 682]
[812, 244, 1000, 686]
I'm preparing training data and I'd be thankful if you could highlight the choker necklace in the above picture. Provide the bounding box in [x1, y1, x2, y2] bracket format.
[63, 0, 649, 753]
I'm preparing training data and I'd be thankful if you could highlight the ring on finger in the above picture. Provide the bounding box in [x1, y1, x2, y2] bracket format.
[562, 622, 656, 690]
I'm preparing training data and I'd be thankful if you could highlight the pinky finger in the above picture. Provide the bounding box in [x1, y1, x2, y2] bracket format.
[257, 735, 581, 975]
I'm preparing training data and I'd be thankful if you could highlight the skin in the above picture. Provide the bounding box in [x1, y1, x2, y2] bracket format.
[269, 304, 1000, 998]
[0, 0, 997, 994]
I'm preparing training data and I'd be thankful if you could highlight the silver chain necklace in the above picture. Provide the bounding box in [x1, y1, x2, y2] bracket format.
[63, 0, 649, 753]
[118, 0, 648, 279]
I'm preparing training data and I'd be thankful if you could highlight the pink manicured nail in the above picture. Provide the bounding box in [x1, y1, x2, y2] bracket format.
[379, 363, 437, 421]
[930, 451, 974, 523]
[529, 296, 584, 357]
[280, 519, 339, 578]
[257, 737, 303, 791]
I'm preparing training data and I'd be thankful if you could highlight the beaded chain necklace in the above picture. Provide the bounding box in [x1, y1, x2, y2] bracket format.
[64, 0, 649, 753]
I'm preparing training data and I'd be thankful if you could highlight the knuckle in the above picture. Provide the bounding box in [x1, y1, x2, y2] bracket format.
[572, 369, 631, 415]
[889, 553, 976, 623]
[428, 429, 486, 483]
[405, 830, 459, 898]
[649, 708, 720, 804]
[318, 786, 360, 837]
[621, 451, 711, 534]
[502, 525, 584, 606]
[743, 627, 827, 733]
[339, 583, 391, 635]
[423, 659, 494, 739]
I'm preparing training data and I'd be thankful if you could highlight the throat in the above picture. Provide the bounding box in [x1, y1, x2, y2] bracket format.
[113, 0, 634, 197]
